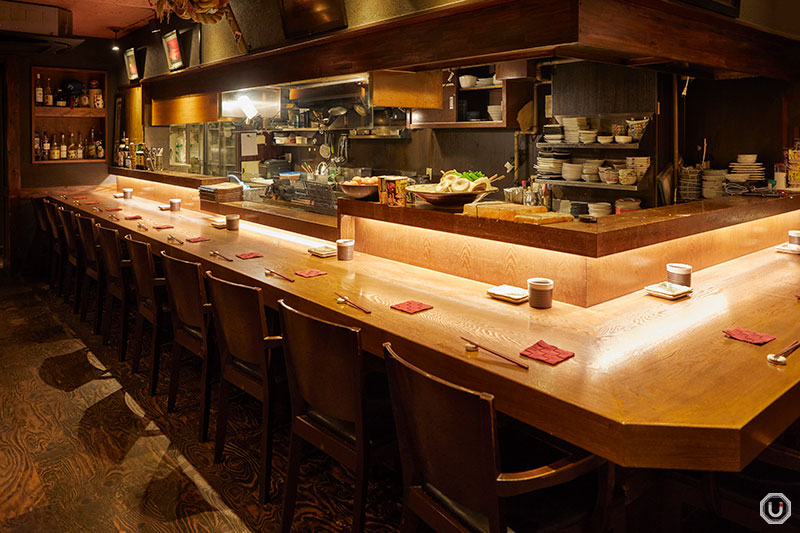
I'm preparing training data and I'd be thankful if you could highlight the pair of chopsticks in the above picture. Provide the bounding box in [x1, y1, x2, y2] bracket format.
[335, 292, 371, 314]
[108, 214, 119, 221]
[265, 268, 295, 282]
[137, 223, 149, 231]
[210, 250, 233, 261]
[167, 234, 184, 245]
[488, 174, 505, 184]
[460, 336, 529, 370]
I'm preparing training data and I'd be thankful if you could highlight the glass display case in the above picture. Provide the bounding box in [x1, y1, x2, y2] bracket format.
[167, 124, 204, 173]
[205, 122, 238, 177]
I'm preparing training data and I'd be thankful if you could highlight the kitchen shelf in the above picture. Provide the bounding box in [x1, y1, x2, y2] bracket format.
[34, 159, 107, 165]
[34, 107, 106, 118]
[459, 85, 502, 91]
[536, 142, 639, 149]
[535, 178, 644, 191]
[409, 120, 505, 129]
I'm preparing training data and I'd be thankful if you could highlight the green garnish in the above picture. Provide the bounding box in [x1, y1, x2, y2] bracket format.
[459, 170, 486, 181]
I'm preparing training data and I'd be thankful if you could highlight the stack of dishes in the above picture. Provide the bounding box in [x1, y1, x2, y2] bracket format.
[598, 167, 619, 184]
[729, 154, 765, 181]
[582, 161, 602, 182]
[543, 124, 564, 143]
[588, 202, 612, 217]
[702, 170, 725, 199]
[536, 148, 570, 178]
[615, 198, 642, 213]
[561, 162, 583, 181]
[626, 156, 651, 178]
[579, 130, 598, 144]
[678, 167, 702, 201]
[475, 76, 494, 87]
[562, 117, 589, 143]
[570, 202, 589, 217]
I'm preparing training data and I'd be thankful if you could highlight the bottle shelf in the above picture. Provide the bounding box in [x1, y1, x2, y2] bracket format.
[33, 159, 107, 165]
[34, 107, 106, 118]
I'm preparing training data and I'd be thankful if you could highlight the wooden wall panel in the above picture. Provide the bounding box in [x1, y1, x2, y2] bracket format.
[372, 70, 443, 109]
[151, 93, 219, 126]
[123, 86, 144, 143]
[552, 61, 657, 116]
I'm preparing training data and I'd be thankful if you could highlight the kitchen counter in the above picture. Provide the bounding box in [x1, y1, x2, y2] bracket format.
[110, 167, 227, 188]
[52, 187, 800, 471]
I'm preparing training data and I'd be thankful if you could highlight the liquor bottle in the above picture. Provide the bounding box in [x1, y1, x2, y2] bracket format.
[67, 132, 77, 160]
[55, 89, 67, 107]
[44, 77, 53, 106]
[41, 129, 49, 161]
[96, 133, 105, 160]
[34, 74, 43, 106]
[87, 129, 96, 159]
[76, 135, 84, 159]
[79, 89, 89, 108]
[33, 132, 40, 161]
[126, 142, 134, 168]
[117, 131, 126, 166]
[49, 134, 60, 160]
[59, 133, 67, 159]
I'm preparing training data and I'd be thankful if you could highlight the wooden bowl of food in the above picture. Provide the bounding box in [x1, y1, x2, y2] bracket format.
[407, 184, 498, 207]
[340, 176, 380, 199]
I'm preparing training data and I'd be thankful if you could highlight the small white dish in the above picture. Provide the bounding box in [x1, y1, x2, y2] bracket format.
[776, 242, 800, 255]
[487, 284, 529, 303]
[645, 281, 693, 300]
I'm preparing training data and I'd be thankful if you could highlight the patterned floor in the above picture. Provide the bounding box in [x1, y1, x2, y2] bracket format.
[0, 275, 403, 532]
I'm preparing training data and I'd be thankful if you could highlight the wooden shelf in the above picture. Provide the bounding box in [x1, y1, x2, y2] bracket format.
[409, 120, 505, 129]
[34, 159, 107, 165]
[459, 85, 502, 91]
[536, 142, 639, 149]
[535, 178, 644, 191]
[34, 107, 106, 118]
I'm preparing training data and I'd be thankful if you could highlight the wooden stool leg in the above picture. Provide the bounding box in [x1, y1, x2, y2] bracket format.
[281, 432, 304, 532]
[198, 356, 212, 442]
[352, 451, 368, 533]
[72, 267, 82, 314]
[118, 298, 129, 361]
[78, 274, 90, 322]
[149, 319, 162, 396]
[213, 379, 232, 463]
[101, 291, 113, 345]
[93, 279, 103, 334]
[167, 345, 183, 412]
[130, 312, 145, 373]
[259, 385, 275, 504]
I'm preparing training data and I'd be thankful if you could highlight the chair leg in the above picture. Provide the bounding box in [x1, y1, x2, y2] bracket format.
[61, 263, 72, 303]
[352, 450, 368, 533]
[281, 432, 304, 533]
[259, 386, 275, 504]
[118, 298, 130, 362]
[167, 344, 183, 412]
[72, 267, 83, 314]
[130, 312, 145, 374]
[149, 319, 162, 396]
[213, 379, 232, 463]
[198, 356, 212, 442]
[101, 290, 113, 345]
[93, 279, 103, 334]
[78, 274, 90, 322]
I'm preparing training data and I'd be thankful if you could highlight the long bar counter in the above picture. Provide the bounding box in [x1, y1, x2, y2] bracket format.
[50, 188, 800, 472]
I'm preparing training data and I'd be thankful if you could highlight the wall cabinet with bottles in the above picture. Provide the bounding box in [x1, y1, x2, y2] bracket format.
[31, 66, 107, 164]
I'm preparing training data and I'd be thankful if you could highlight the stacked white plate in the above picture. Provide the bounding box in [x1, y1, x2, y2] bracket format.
[561, 162, 583, 181]
[702, 170, 725, 199]
[588, 202, 612, 217]
[626, 156, 651, 178]
[729, 154, 765, 181]
[582, 161, 601, 182]
[579, 130, 598, 144]
[544, 134, 563, 143]
[536, 149, 570, 177]
[562, 117, 589, 143]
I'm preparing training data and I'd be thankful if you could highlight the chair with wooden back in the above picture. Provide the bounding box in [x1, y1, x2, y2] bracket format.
[96, 224, 132, 361]
[279, 298, 389, 532]
[206, 271, 282, 504]
[383, 342, 614, 533]
[42, 200, 66, 294]
[125, 234, 169, 396]
[56, 207, 83, 313]
[160, 250, 214, 442]
[30, 197, 51, 277]
[75, 214, 103, 333]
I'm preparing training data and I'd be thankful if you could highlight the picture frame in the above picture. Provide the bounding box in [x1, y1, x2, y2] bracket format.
[124, 48, 139, 81]
[279, 0, 348, 38]
[161, 29, 184, 71]
[678, 0, 740, 17]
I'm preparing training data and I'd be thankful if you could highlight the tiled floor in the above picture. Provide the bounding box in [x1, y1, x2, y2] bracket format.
[0, 276, 402, 532]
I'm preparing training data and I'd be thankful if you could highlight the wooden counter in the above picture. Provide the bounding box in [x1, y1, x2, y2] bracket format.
[339, 195, 800, 258]
[110, 167, 227, 188]
[52, 188, 800, 472]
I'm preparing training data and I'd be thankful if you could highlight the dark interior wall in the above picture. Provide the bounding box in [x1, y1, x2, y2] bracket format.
[15, 38, 119, 189]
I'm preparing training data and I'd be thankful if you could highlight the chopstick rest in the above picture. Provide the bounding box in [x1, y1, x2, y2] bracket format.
[391, 301, 433, 314]
[520, 340, 574, 365]
[124, 215, 142, 220]
[236, 252, 263, 260]
[153, 224, 174, 230]
[295, 269, 327, 278]
[186, 237, 210, 243]
[723, 328, 775, 345]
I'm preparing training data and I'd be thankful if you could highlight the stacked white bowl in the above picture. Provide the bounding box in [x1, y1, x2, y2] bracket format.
[579, 130, 598, 144]
[598, 167, 620, 184]
[702, 169, 726, 199]
[543, 124, 564, 143]
[487, 105, 502, 122]
[562, 117, 589, 143]
[582, 160, 603, 182]
[588, 202, 613, 217]
[729, 154, 765, 181]
[626, 156, 651, 178]
[615, 198, 642, 213]
[562, 162, 583, 181]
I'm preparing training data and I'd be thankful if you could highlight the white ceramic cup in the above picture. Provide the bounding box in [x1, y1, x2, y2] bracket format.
[122, 188, 133, 199]
[528, 278, 554, 309]
[336, 239, 354, 261]
[666, 263, 692, 287]
[789, 230, 800, 246]
[169, 198, 181, 211]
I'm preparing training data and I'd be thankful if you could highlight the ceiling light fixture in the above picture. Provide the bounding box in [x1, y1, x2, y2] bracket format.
[111, 28, 120, 52]
[149, 12, 161, 33]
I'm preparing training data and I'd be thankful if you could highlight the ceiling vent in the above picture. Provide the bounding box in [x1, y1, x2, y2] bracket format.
[0, 1, 82, 53]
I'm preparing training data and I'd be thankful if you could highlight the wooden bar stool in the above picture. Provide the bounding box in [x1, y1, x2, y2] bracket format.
[206, 271, 282, 504]
[96, 224, 132, 361]
[125, 234, 170, 396]
[160, 250, 215, 442]
[278, 299, 395, 533]
[42, 200, 66, 294]
[75, 215, 104, 333]
[56, 207, 83, 313]
[383, 342, 616, 533]
[30, 197, 51, 278]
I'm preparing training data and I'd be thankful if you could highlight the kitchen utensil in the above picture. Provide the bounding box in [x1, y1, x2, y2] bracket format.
[137, 223, 149, 231]
[334, 292, 371, 314]
[210, 250, 233, 262]
[265, 268, 295, 282]
[167, 234, 184, 245]
[767, 340, 800, 365]
[459, 336, 529, 370]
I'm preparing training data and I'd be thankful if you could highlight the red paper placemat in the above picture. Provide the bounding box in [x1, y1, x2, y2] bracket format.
[391, 300, 433, 314]
[295, 269, 327, 278]
[186, 237, 210, 243]
[72, 196, 87, 200]
[124, 215, 141, 220]
[723, 328, 775, 345]
[105, 207, 122, 212]
[236, 252, 263, 260]
[520, 340, 574, 365]
[83, 201, 99, 205]
[152, 224, 173, 230]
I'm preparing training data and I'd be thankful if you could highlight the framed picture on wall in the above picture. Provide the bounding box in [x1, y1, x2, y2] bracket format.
[124, 48, 139, 81]
[162, 30, 184, 71]
[279, 0, 347, 38]
[678, 0, 740, 17]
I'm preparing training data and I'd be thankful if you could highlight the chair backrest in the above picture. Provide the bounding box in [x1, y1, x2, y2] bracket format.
[124, 235, 157, 304]
[56, 208, 79, 258]
[96, 225, 123, 281]
[278, 299, 362, 424]
[160, 250, 206, 329]
[75, 215, 99, 265]
[42, 200, 62, 242]
[31, 197, 49, 234]
[383, 343, 500, 517]
[206, 271, 268, 369]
